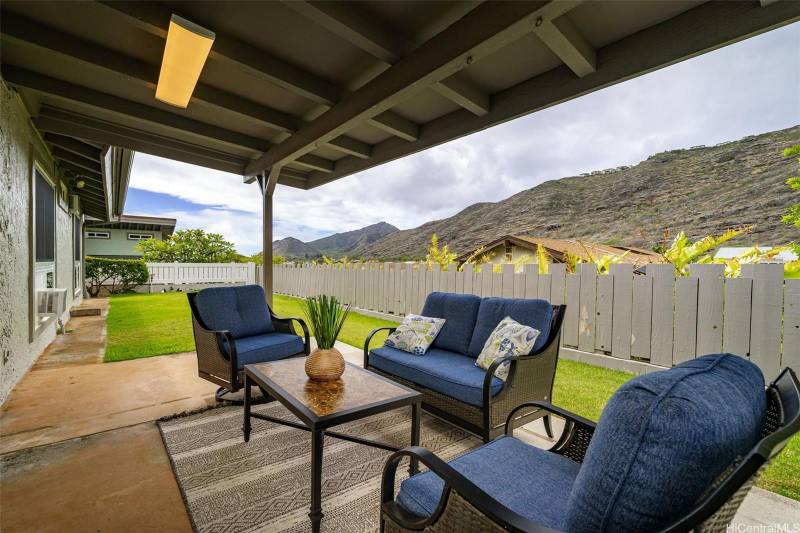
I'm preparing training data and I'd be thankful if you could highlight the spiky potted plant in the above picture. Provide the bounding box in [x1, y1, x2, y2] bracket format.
[303, 294, 351, 381]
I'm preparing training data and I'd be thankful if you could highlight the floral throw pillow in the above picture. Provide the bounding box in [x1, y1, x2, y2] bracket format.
[385, 314, 446, 355]
[475, 316, 541, 381]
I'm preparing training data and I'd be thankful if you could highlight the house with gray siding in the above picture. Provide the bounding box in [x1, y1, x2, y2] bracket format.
[85, 215, 176, 259]
[0, 82, 132, 403]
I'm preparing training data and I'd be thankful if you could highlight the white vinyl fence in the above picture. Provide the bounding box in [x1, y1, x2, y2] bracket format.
[146, 262, 256, 285]
[270, 262, 800, 377]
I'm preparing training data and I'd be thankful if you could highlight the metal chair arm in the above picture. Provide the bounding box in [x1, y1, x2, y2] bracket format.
[506, 401, 597, 463]
[363, 326, 397, 367]
[381, 446, 558, 533]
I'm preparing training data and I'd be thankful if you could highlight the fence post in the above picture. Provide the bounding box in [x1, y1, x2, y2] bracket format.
[610, 263, 633, 359]
[783, 279, 800, 371]
[691, 263, 725, 355]
[577, 263, 597, 353]
[247, 262, 256, 284]
[742, 263, 783, 377]
[649, 264, 676, 367]
[172, 262, 180, 284]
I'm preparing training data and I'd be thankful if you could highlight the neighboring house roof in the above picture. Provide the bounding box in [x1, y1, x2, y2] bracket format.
[715, 247, 799, 263]
[457, 235, 663, 266]
[85, 215, 177, 237]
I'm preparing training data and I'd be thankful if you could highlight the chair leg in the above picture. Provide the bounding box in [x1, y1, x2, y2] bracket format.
[543, 415, 554, 439]
[215, 387, 244, 405]
[216, 385, 273, 405]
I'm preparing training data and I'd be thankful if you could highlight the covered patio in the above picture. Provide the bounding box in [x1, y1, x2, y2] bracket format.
[3, 0, 798, 302]
[2, 1, 800, 531]
[1, 305, 797, 531]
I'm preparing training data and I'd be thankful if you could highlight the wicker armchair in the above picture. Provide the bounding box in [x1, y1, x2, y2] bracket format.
[381, 357, 800, 533]
[188, 286, 309, 401]
[365, 293, 565, 443]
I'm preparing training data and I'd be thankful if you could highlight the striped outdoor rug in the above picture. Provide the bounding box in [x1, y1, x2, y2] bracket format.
[158, 402, 481, 533]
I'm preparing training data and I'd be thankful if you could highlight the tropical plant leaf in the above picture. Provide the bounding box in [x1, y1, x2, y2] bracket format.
[663, 227, 750, 276]
[302, 294, 351, 349]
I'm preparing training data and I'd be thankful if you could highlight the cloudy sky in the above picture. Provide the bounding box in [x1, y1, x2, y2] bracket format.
[125, 22, 800, 255]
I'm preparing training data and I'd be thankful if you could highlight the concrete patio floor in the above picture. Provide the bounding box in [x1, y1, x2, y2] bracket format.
[1, 297, 798, 531]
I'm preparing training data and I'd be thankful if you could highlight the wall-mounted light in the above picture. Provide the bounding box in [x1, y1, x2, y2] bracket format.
[75, 179, 86, 189]
[155, 15, 215, 108]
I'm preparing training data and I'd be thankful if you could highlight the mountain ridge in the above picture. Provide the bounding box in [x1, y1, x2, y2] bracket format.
[273, 221, 398, 259]
[355, 126, 799, 260]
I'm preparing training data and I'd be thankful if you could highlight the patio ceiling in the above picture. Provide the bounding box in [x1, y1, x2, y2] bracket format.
[1, 0, 798, 194]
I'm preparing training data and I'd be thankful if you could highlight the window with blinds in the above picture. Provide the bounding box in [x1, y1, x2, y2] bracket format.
[35, 169, 55, 263]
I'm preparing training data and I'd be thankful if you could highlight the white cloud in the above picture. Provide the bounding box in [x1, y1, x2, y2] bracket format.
[127, 22, 800, 255]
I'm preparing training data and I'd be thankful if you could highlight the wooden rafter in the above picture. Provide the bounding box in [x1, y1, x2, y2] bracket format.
[97, 1, 415, 146]
[287, 0, 491, 116]
[302, 0, 800, 188]
[535, 15, 596, 77]
[245, 1, 557, 177]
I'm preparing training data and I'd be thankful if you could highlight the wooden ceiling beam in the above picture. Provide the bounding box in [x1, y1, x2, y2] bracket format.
[51, 147, 103, 174]
[535, 15, 596, 77]
[43, 133, 102, 162]
[97, 1, 342, 106]
[304, 0, 800, 188]
[73, 186, 108, 204]
[35, 106, 248, 174]
[3, 65, 273, 154]
[245, 1, 556, 177]
[287, 0, 490, 116]
[324, 136, 371, 159]
[277, 173, 308, 190]
[0, 10, 300, 134]
[279, 167, 309, 180]
[97, 1, 414, 145]
[367, 112, 419, 142]
[293, 153, 334, 173]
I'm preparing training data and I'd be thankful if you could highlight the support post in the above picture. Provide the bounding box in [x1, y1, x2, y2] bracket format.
[258, 167, 281, 308]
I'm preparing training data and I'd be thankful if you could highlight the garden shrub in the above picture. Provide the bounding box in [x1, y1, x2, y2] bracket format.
[85, 257, 150, 296]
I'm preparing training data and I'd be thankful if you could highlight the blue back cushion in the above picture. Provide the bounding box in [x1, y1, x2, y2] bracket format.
[194, 285, 274, 338]
[565, 354, 766, 532]
[467, 297, 553, 357]
[420, 292, 481, 355]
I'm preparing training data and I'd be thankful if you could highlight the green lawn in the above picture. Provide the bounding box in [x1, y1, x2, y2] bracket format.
[105, 291, 798, 500]
[105, 292, 396, 362]
[105, 292, 196, 362]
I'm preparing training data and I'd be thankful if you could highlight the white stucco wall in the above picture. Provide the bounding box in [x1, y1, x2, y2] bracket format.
[0, 82, 82, 405]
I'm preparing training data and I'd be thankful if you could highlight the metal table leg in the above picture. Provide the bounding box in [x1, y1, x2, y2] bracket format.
[310, 428, 325, 533]
[409, 402, 420, 476]
[243, 375, 252, 442]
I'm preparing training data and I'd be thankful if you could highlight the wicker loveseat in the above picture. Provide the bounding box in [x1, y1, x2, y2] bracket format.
[380, 354, 800, 533]
[188, 284, 310, 401]
[365, 292, 565, 442]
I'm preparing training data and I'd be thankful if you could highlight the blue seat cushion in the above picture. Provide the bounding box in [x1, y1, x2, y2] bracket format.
[467, 297, 553, 357]
[195, 285, 274, 338]
[566, 354, 766, 533]
[397, 436, 579, 530]
[231, 333, 304, 368]
[421, 292, 481, 355]
[369, 346, 503, 407]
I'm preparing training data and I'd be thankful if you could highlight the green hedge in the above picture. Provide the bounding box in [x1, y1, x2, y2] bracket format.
[85, 256, 149, 296]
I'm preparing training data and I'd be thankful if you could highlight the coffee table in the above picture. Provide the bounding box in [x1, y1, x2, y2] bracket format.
[243, 358, 422, 533]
